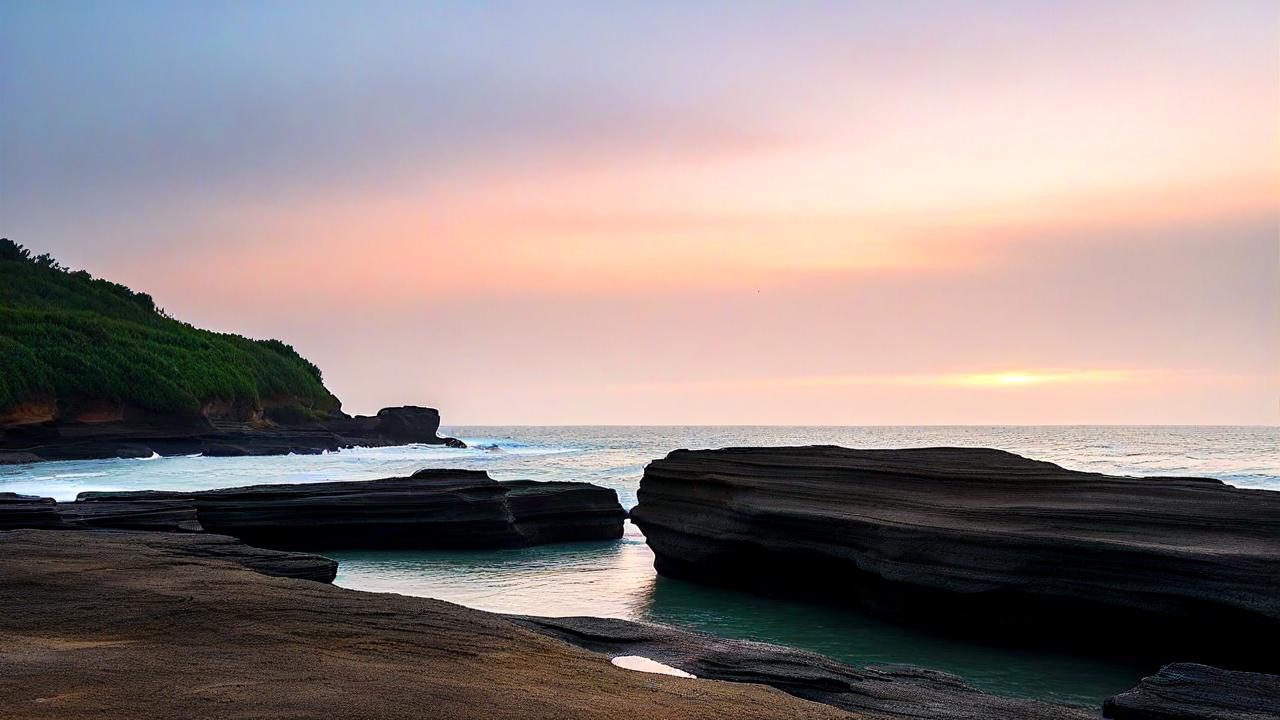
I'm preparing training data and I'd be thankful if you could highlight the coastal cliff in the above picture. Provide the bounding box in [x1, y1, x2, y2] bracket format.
[1, 404, 465, 462]
[630, 446, 1280, 668]
[0, 240, 462, 462]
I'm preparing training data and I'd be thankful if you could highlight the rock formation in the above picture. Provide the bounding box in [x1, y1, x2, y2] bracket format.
[74, 469, 626, 549]
[630, 446, 1280, 668]
[57, 499, 203, 532]
[1102, 663, 1280, 720]
[0, 405, 464, 464]
[2, 527, 1270, 719]
[0, 493, 64, 530]
[514, 615, 1090, 719]
[0, 529, 847, 720]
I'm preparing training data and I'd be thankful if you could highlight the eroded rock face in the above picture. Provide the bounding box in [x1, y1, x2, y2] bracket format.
[1102, 663, 1280, 720]
[76, 469, 626, 550]
[0, 529, 848, 720]
[57, 499, 203, 533]
[0, 493, 63, 530]
[0, 405, 465, 463]
[513, 615, 1089, 720]
[630, 446, 1280, 667]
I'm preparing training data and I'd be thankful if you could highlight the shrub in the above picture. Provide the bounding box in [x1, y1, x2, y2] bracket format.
[0, 239, 340, 417]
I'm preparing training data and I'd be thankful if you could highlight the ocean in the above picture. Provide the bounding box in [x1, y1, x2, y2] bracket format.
[4, 425, 1277, 706]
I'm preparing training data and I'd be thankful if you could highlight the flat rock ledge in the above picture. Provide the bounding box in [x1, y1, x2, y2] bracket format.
[0, 405, 465, 463]
[1102, 663, 1280, 720]
[0, 529, 847, 720]
[0, 493, 63, 530]
[513, 615, 1089, 720]
[630, 446, 1280, 667]
[72, 469, 626, 550]
[2, 528, 337, 582]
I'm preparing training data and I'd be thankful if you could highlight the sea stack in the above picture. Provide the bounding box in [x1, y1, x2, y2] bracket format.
[630, 446, 1280, 668]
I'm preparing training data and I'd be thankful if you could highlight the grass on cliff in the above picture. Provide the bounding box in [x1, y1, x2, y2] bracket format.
[0, 239, 338, 417]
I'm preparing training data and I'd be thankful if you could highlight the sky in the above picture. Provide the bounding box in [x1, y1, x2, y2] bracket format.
[2, 1, 1276, 424]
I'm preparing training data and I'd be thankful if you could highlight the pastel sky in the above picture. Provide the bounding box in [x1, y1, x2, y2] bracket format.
[2, 1, 1276, 424]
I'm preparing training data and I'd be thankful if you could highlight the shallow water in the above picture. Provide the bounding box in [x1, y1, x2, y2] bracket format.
[4, 425, 1277, 706]
[612, 655, 697, 678]
[328, 522, 1152, 707]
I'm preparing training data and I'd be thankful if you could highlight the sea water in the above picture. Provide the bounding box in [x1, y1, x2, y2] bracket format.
[4, 425, 1277, 706]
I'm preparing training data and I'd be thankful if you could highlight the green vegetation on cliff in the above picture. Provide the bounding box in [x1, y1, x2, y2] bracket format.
[0, 239, 339, 417]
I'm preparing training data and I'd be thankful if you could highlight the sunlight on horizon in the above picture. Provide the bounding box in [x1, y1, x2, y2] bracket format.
[2, 1, 1275, 423]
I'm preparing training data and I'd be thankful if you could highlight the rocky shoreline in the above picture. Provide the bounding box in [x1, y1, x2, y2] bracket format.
[0, 405, 466, 464]
[4, 444, 1279, 718]
[631, 446, 1280, 669]
[0, 528, 846, 720]
[3, 528, 1275, 719]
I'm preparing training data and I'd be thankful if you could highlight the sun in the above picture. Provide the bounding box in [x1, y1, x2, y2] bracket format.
[993, 373, 1042, 385]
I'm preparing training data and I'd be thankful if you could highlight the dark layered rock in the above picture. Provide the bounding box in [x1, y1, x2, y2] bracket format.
[124, 529, 339, 582]
[76, 469, 625, 550]
[321, 406, 468, 447]
[514, 615, 1089, 719]
[0, 405, 464, 464]
[0, 493, 64, 530]
[57, 499, 203, 533]
[0, 529, 847, 720]
[631, 446, 1280, 667]
[502, 479, 631, 545]
[1102, 663, 1280, 720]
[0, 528, 336, 582]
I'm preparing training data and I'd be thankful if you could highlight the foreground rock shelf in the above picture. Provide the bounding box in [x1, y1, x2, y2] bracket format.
[5, 529, 1272, 719]
[513, 615, 1089, 720]
[0, 529, 846, 720]
[0, 405, 465, 463]
[630, 446, 1280, 667]
[75, 469, 626, 549]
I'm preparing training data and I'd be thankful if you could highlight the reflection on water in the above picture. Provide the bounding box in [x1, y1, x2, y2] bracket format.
[331, 523, 1150, 707]
[331, 527, 656, 620]
[638, 574, 1150, 707]
[612, 655, 697, 678]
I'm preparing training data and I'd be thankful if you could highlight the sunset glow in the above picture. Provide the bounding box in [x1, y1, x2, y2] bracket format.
[953, 370, 1136, 388]
[2, 1, 1275, 424]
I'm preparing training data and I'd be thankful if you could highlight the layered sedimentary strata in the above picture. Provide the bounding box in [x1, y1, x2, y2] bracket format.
[630, 446, 1280, 666]
[0, 529, 846, 720]
[0, 493, 63, 530]
[1102, 663, 1280, 720]
[0, 405, 465, 464]
[514, 615, 1089, 720]
[76, 469, 626, 550]
[56, 499, 203, 532]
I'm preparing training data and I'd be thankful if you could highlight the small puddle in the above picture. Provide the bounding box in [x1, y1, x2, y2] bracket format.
[610, 655, 697, 678]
